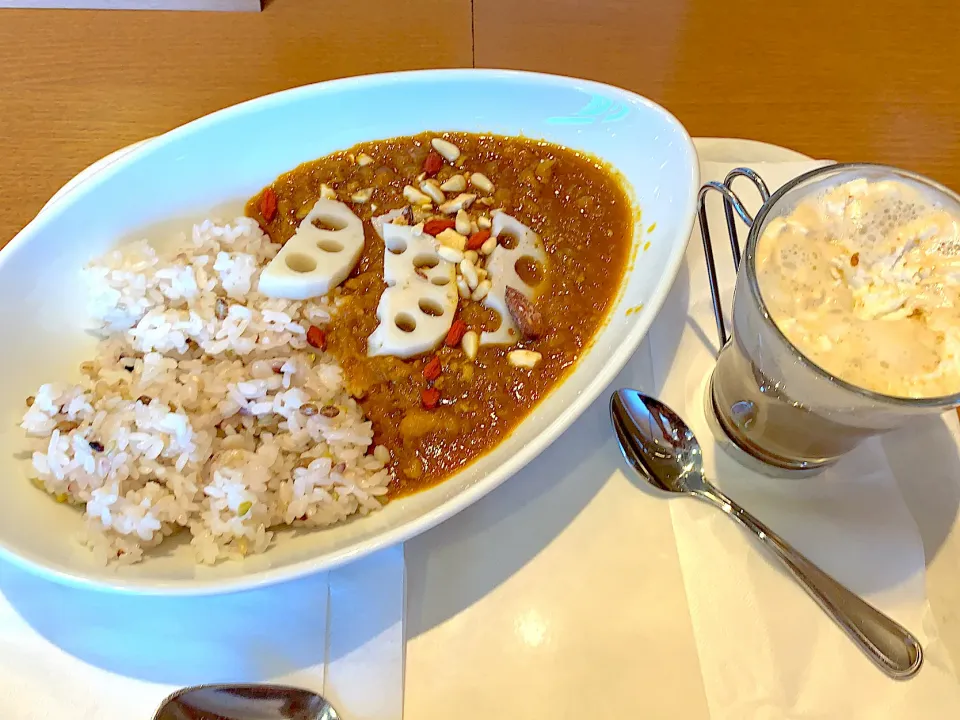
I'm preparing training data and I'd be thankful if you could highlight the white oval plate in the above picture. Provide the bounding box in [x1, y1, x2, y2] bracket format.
[0, 69, 698, 594]
[692, 137, 810, 164]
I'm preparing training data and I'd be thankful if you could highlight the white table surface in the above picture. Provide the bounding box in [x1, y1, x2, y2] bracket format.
[401, 139, 960, 718]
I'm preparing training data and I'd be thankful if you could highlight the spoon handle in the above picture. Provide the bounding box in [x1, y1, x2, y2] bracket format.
[692, 483, 923, 679]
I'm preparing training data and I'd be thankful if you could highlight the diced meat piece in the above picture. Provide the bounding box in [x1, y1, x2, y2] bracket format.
[505, 286, 544, 340]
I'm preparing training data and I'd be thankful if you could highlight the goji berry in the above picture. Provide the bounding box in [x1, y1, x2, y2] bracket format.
[423, 151, 443, 177]
[445, 319, 467, 347]
[421, 388, 441, 409]
[260, 187, 277, 222]
[423, 355, 442, 381]
[423, 218, 456, 236]
[466, 229, 491, 250]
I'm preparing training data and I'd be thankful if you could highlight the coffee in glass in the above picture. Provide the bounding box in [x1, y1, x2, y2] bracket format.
[709, 164, 960, 472]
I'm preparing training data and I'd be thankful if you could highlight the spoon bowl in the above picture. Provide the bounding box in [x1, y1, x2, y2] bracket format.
[610, 388, 923, 680]
[153, 684, 340, 720]
[611, 389, 702, 493]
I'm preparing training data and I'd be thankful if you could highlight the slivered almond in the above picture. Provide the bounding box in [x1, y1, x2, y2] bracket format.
[351, 188, 373, 204]
[477, 215, 492, 230]
[471, 280, 491, 301]
[436, 228, 468, 251]
[470, 172, 494, 193]
[356, 152, 374, 167]
[404, 185, 432, 205]
[462, 330, 479, 361]
[438, 246, 464, 264]
[440, 174, 467, 192]
[480, 236, 498, 255]
[508, 350, 542, 369]
[431, 137, 461, 163]
[455, 209, 472, 235]
[420, 179, 445, 205]
[439, 193, 477, 215]
[460, 259, 479, 290]
[320, 184, 337, 200]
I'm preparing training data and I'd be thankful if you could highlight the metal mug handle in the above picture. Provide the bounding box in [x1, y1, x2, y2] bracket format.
[696, 168, 771, 348]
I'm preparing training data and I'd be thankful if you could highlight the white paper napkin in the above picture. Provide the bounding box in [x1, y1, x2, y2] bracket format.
[646, 160, 960, 718]
[0, 545, 404, 720]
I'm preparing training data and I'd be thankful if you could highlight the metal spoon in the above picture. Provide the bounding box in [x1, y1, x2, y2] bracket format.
[610, 388, 923, 680]
[153, 683, 340, 720]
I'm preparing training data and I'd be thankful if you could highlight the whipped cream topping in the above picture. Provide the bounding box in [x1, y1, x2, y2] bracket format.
[755, 174, 960, 398]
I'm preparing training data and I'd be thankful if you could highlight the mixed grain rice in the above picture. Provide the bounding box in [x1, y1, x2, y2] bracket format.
[20, 217, 392, 565]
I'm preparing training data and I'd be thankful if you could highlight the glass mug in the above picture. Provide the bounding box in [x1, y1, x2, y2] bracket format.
[708, 163, 960, 473]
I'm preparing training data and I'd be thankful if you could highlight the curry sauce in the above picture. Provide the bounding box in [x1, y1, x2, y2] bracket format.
[247, 132, 633, 495]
